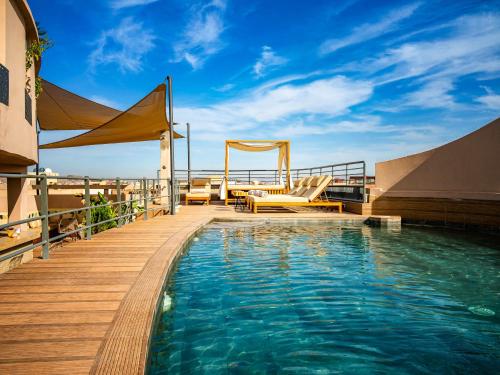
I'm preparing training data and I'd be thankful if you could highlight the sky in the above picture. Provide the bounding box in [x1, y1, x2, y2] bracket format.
[31, 0, 500, 177]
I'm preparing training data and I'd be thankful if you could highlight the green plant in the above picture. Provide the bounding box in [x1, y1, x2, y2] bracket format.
[90, 193, 117, 234]
[25, 22, 52, 98]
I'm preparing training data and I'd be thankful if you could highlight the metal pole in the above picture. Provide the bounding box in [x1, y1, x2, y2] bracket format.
[84, 177, 91, 240]
[36, 121, 40, 196]
[167, 76, 176, 215]
[143, 178, 148, 220]
[362, 161, 367, 203]
[187, 122, 191, 190]
[116, 178, 122, 227]
[40, 175, 49, 259]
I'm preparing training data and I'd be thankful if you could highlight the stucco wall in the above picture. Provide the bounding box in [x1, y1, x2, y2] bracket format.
[0, 0, 38, 167]
[374, 117, 500, 201]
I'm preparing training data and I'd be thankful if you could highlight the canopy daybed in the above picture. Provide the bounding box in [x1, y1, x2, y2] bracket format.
[223, 140, 291, 205]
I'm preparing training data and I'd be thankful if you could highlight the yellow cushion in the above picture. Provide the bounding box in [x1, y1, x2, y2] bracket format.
[251, 195, 308, 203]
[186, 194, 209, 198]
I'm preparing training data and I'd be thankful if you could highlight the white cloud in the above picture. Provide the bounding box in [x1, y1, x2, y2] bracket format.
[109, 0, 158, 9]
[273, 117, 397, 137]
[88, 17, 155, 73]
[368, 13, 500, 84]
[319, 2, 421, 55]
[226, 75, 373, 122]
[403, 79, 455, 108]
[476, 87, 500, 109]
[213, 83, 235, 92]
[175, 75, 373, 140]
[253, 46, 288, 77]
[172, 0, 227, 69]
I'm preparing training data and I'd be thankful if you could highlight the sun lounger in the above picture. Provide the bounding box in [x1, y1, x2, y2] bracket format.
[185, 178, 211, 205]
[247, 176, 342, 213]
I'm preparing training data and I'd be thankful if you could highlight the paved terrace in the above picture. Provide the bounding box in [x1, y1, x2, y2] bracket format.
[0, 204, 367, 374]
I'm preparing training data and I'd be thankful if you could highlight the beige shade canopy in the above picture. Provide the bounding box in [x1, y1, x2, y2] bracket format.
[225, 140, 291, 188]
[39, 82, 182, 149]
[38, 79, 122, 131]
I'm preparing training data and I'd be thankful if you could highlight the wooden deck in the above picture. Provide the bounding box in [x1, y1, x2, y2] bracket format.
[0, 203, 364, 374]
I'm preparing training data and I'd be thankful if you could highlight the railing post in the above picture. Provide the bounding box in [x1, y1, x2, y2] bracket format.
[345, 164, 348, 185]
[248, 170, 251, 183]
[40, 175, 50, 259]
[116, 178, 122, 227]
[84, 176, 91, 240]
[309, 168, 312, 176]
[139, 179, 143, 202]
[362, 161, 367, 203]
[143, 178, 148, 221]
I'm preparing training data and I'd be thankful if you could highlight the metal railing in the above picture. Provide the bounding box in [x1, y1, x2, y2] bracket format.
[174, 161, 368, 202]
[0, 173, 179, 262]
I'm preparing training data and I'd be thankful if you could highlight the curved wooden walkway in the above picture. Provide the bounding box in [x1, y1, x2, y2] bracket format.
[0, 205, 362, 374]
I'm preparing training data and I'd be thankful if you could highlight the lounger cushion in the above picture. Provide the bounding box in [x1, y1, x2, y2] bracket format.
[291, 186, 309, 196]
[227, 184, 284, 190]
[190, 188, 208, 194]
[186, 192, 210, 198]
[251, 195, 308, 203]
[302, 176, 314, 186]
[190, 178, 211, 194]
[191, 178, 210, 186]
[302, 176, 332, 201]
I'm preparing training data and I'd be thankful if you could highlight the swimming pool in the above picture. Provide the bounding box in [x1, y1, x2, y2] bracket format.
[149, 221, 500, 374]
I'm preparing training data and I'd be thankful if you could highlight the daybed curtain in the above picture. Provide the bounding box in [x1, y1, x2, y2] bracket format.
[40, 83, 182, 149]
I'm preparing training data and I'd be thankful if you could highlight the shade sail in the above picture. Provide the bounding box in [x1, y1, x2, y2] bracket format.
[40, 83, 182, 149]
[38, 79, 122, 131]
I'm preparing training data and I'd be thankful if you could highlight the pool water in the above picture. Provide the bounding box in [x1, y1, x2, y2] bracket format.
[149, 221, 500, 374]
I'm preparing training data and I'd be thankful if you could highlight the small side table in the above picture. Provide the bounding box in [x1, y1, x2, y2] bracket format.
[232, 190, 248, 211]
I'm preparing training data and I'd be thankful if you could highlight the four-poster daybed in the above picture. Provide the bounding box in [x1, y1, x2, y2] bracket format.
[224, 140, 291, 205]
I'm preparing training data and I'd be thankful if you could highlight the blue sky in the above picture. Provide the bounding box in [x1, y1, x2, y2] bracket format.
[32, 0, 500, 177]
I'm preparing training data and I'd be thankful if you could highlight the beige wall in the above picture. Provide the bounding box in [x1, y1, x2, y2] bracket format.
[374, 118, 500, 201]
[0, 0, 38, 167]
[371, 118, 500, 229]
[0, 0, 39, 226]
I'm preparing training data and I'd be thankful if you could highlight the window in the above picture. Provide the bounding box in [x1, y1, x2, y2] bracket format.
[0, 64, 8, 105]
[25, 90, 32, 125]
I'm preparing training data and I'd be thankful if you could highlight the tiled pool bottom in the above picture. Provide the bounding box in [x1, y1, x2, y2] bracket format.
[149, 221, 500, 374]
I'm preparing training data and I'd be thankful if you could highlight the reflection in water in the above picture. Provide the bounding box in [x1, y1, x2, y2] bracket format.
[149, 222, 500, 374]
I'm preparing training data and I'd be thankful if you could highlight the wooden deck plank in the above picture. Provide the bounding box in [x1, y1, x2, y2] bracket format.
[0, 301, 120, 313]
[0, 311, 116, 326]
[9, 266, 144, 273]
[0, 292, 126, 303]
[0, 324, 109, 342]
[0, 340, 101, 361]
[0, 359, 95, 375]
[0, 285, 131, 294]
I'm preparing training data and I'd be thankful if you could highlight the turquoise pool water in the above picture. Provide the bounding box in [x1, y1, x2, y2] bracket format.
[149, 221, 500, 374]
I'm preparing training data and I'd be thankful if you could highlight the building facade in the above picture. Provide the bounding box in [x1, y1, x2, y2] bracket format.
[0, 0, 39, 224]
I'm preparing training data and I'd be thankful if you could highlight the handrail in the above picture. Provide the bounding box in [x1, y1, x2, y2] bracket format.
[0, 174, 179, 262]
